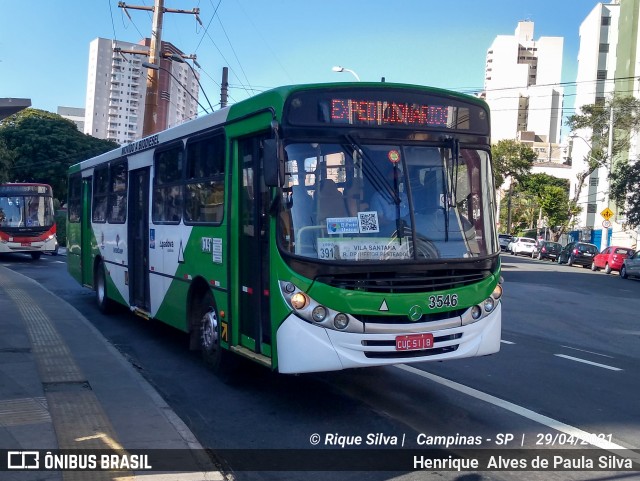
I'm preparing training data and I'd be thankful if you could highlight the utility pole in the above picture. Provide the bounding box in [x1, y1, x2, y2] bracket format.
[118, 1, 201, 136]
[220, 67, 229, 108]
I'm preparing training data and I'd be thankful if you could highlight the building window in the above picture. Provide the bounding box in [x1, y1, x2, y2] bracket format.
[601, 16, 611, 26]
[599, 43, 609, 53]
[590, 178, 599, 187]
[587, 203, 597, 214]
[597, 70, 607, 80]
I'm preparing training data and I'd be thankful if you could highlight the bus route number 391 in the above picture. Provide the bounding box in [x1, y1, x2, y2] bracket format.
[428, 293, 458, 309]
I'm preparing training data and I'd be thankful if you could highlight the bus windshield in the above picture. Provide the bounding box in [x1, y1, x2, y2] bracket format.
[0, 194, 55, 230]
[278, 141, 497, 261]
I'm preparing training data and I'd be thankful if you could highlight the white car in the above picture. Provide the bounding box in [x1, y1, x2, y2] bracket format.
[511, 237, 537, 256]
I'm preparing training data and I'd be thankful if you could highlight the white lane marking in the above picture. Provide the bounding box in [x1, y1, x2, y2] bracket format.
[395, 364, 640, 461]
[554, 354, 622, 371]
[560, 345, 614, 358]
[500, 340, 515, 345]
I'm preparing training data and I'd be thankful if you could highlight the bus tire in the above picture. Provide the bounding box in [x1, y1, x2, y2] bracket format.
[95, 261, 113, 314]
[31, 252, 42, 260]
[196, 291, 234, 377]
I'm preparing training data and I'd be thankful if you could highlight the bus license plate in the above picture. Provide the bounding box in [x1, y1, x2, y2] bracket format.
[21, 242, 31, 247]
[396, 333, 434, 351]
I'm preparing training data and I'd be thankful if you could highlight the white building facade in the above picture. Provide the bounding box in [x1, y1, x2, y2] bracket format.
[571, 0, 640, 249]
[484, 21, 564, 145]
[84, 38, 201, 145]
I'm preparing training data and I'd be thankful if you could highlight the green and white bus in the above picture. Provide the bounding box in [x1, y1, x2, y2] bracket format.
[67, 83, 502, 374]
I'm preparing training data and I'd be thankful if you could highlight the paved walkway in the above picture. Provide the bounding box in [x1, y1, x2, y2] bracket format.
[0, 263, 225, 481]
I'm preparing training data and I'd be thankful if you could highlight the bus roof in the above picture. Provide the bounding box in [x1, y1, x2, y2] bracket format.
[70, 82, 489, 173]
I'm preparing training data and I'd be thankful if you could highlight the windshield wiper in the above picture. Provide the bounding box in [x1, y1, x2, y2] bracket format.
[444, 138, 461, 243]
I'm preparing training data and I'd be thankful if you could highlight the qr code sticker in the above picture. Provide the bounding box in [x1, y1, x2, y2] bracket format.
[358, 211, 380, 233]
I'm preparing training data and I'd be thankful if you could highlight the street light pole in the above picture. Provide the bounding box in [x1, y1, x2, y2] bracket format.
[169, 54, 214, 112]
[601, 106, 615, 250]
[332, 66, 360, 81]
[142, 62, 210, 115]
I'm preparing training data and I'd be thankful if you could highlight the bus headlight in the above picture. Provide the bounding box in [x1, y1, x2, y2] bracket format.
[471, 305, 483, 320]
[483, 297, 495, 313]
[492, 284, 503, 300]
[291, 292, 308, 310]
[333, 313, 349, 330]
[312, 305, 328, 322]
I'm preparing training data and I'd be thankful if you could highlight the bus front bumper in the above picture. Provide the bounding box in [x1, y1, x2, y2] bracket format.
[276, 303, 501, 374]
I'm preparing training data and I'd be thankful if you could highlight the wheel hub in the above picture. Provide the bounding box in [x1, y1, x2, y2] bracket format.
[201, 309, 218, 351]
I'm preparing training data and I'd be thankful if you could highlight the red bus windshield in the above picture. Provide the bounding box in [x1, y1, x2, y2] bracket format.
[0, 185, 55, 232]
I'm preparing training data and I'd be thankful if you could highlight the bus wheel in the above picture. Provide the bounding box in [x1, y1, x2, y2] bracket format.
[197, 292, 235, 377]
[30, 252, 42, 260]
[95, 262, 113, 314]
[198, 292, 223, 369]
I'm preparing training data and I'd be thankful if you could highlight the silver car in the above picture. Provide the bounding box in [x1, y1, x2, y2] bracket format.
[499, 234, 513, 251]
[620, 250, 640, 279]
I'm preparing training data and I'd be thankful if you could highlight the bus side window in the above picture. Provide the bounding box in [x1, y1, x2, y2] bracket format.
[184, 133, 225, 224]
[108, 160, 128, 223]
[152, 144, 183, 224]
[92, 166, 109, 223]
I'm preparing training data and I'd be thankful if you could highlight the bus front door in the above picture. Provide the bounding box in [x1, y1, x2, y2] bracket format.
[237, 136, 271, 357]
[128, 168, 150, 312]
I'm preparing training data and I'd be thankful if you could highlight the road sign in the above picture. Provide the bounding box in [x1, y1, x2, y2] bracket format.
[600, 207, 614, 221]
[602, 220, 612, 228]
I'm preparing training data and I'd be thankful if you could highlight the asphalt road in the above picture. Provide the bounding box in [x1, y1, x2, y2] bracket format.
[2, 251, 640, 481]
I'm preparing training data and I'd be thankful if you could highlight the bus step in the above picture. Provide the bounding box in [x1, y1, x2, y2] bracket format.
[131, 307, 151, 320]
[230, 346, 272, 368]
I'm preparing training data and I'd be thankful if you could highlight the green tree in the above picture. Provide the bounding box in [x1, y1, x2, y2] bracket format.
[491, 140, 536, 234]
[518, 173, 572, 239]
[610, 160, 640, 229]
[0, 137, 15, 183]
[566, 96, 640, 234]
[0, 108, 118, 203]
[491, 139, 537, 188]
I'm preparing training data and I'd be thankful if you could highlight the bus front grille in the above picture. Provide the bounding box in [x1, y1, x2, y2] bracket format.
[316, 269, 490, 293]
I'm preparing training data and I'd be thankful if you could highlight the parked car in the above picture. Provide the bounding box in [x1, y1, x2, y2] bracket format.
[591, 246, 634, 274]
[532, 240, 562, 261]
[620, 250, 640, 279]
[499, 234, 513, 251]
[558, 242, 599, 267]
[511, 237, 537, 256]
[506, 236, 519, 253]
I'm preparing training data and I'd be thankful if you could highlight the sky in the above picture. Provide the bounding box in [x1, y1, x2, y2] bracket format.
[0, 0, 601, 128]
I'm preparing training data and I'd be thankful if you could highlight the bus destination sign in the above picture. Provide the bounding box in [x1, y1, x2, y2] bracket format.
[330, 98, 449, 128]
[286, 89, 489, 134]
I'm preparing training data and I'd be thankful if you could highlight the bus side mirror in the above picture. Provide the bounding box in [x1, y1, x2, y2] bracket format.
[263, 139, 283, 187]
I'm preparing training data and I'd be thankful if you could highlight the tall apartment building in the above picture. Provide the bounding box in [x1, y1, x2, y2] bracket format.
[483, 21, 564, 145]
[571, 2, 621, 242]
[84, 38, 201, 145]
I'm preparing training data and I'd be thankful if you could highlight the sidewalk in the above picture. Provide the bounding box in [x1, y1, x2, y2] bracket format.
[0, 263, 225, 481]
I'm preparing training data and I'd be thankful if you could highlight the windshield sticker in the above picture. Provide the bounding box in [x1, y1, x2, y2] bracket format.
[317, 238, 411, 261]
[357, 211, 380, 233]
[326, 217, 360, 235]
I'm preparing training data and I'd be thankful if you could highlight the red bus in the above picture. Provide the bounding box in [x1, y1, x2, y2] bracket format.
[0, 183, 58, 259]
